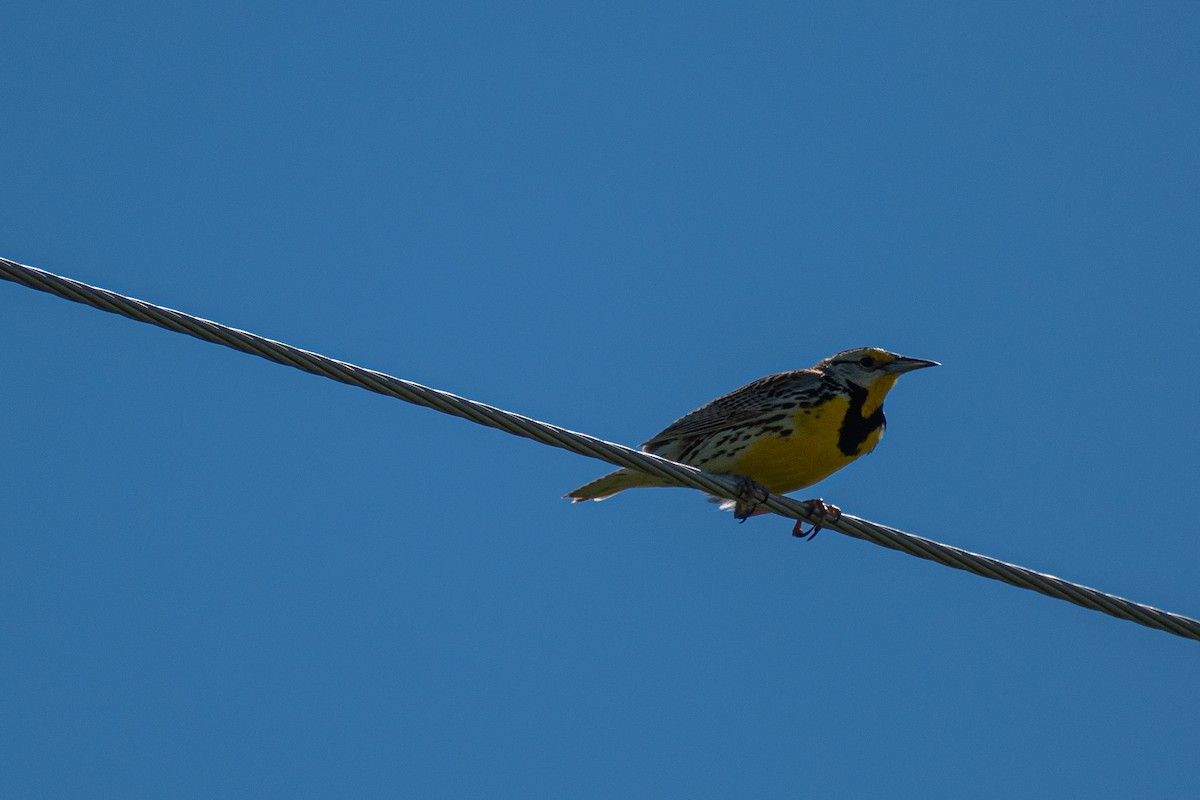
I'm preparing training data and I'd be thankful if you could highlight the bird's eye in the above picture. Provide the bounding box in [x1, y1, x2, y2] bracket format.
[858, 356, 876, 367]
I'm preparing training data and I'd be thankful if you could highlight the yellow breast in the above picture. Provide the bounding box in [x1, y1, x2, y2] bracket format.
[729, 397, 884, 494]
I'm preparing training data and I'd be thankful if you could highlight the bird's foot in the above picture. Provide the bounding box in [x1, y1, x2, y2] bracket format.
[791, 499, 841, 540]
[731, 475, 770, 522]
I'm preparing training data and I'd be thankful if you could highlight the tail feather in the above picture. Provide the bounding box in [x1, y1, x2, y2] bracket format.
[565, 468, 674, 502]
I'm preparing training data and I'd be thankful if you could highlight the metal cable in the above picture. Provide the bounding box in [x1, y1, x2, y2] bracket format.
[3, 256, 1197, 642]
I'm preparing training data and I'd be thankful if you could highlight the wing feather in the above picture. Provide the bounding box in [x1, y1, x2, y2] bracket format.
[642, 369, 823, 454]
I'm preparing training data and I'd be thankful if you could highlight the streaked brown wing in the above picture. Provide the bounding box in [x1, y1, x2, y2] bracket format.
[641, 369, 822, 453]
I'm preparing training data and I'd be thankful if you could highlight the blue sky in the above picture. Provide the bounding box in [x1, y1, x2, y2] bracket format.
[3, 2, 1199, 797]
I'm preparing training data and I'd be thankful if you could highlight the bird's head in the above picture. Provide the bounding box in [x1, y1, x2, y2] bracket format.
[818, 347, 940, 382]
[817, 347, 940, 413]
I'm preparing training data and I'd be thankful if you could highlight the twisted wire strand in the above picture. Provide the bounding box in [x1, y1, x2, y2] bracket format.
[2, 256, 1197, 642]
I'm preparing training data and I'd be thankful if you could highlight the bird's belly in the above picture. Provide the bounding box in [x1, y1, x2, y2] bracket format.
[729, 400, 883, 494]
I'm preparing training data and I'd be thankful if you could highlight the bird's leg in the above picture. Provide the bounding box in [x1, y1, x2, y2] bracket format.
[731, 475, 770, 522]
[791, 499, 842, 540]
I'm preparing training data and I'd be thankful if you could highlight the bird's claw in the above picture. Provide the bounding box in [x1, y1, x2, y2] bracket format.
[731, 475, 770, 522]
[791, 499, 841, 540]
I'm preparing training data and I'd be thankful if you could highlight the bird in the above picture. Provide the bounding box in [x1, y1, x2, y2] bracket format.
[565, 347, 938, 536]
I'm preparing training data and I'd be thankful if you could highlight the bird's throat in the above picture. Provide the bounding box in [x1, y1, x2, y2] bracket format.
[838, 379, 891, 456]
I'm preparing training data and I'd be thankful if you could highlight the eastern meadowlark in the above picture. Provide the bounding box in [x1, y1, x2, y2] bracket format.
[565, 347, 938, 535]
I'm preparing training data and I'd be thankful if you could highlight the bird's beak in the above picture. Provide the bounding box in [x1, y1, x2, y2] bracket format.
[889, 355, 941, 374]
